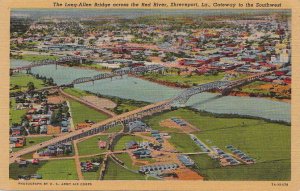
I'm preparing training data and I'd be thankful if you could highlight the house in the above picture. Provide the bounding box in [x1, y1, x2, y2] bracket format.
[32, 159, 40, 165]
[10, 126, 22, 136]
[98, 141, 107, 149]
[61, 120, 69, 128]
[9, 137, 26, 148]
[178, 155, 195, 166]
[40, 125, 48, 134]
[128, 121, 149, 132]
[18, 160, 28, 168]
[132, 148, 151, 158]
[125, 141, 139, 149]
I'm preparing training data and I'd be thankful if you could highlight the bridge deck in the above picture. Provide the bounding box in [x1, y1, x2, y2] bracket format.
[9, 99, 171, 164]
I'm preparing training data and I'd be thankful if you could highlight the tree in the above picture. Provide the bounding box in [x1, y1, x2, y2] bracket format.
[27, 82, 35, 91]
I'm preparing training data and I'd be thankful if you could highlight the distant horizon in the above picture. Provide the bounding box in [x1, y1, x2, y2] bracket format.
[11, 9, 291, 19]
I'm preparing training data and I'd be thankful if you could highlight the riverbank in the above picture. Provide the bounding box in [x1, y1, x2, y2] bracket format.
[136, 74, 291, 103]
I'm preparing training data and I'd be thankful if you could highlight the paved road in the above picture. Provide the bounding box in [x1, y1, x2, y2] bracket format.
[9, 99, 171, 164]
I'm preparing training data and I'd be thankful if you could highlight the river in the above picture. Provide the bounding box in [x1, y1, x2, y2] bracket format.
[11, 60, 291, 123]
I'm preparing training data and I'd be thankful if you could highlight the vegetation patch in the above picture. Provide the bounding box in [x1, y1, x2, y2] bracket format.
[77, 135, 109, 156]
[68, 99, 109, 126]
[12, 136, 53, 152]
[104, 159, 151, 180]
[10, 73, 45, 93]
[113, 135, 144, 151]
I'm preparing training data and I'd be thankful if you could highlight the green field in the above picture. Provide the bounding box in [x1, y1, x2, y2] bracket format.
[10, 98, 27, 126]
[80, 63, 112, 72]
[77, 135, 108, 156]
[80, 157, 103, 180]
[168, 133, 202, 153]
[113, 135, 144, 151]
[104, 159, 152, 180]
[68, 99, 109, 126]
[12, 136, 53, 152]
[115, 153, 139, 170]
[190, 155, 290, 180]
[20, 152, 36, 159]
[10, 73, 45, 92]
[10, 161, 47, 180]
[240, 81, 271, 95]
[145, 108, 290, 180]
[63, 88, 90, 98]
[10, 159, 78, 180]
[21, 54, 59, 61]
[143, 72, 226, 86]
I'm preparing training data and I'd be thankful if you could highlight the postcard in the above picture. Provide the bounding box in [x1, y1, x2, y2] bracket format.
[0, 0, 299, 190]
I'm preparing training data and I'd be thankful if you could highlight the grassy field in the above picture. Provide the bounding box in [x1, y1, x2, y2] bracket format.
[80, 63, 112, 72]
[10, 161, 47, 180]
[168, 133, 202, 153]
[21, 54, 59, 61]
[113, 135, 144, 151]
[80, 157, 103, 180]
[190, 155, 290, 180]
[10, 98, 27, 126]
[240, 81, 271, 95]
[77, 135, 108, 156]
[12, 136, 53, 152]
[68, 99, 109, 126]
[143, 72, 226, 86]
[63, 88, 90, 98]
[104, 159, 152, 180]
[144, 108, 291, 180]
[36, 159, 78, 180]
[189, 154, 220, 170]
[10, 73, 45, 92]
[115, 153, 139, 170]
[20, 152, 36, 159]
[10, 159, 78, 180]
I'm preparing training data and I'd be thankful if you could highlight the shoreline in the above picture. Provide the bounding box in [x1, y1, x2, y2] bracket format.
[11, 59, 291, 104]
[135, 75, 291, 104]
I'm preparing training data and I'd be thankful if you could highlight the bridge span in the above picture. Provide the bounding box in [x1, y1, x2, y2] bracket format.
[10, 56, 86, 73]
[9, 99, 172, 164]
[171, 71, 274, 104]
[9, 61, 274, 163]
[71, 64, 165, 85]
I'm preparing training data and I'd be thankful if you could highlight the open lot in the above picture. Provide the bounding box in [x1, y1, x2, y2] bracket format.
[68, 99, 109, 126]
[144, 108, 290, 180]
[77, 135, 109, 156]
[115, 153, 140, 171]
[12, 136, 53, 152]
[10, 159, 78, 180]
[10, 73, 45, 92]
[10, 98, 27, 126]
[20, 54, 58, 61]
[82, 95, 117, 109]
[104, 158, 152, 180]
[36, 159, 78, 180]
[168, 133, 202, 153]
[143, 72, 226, 87]
[63, 88, 90, 98]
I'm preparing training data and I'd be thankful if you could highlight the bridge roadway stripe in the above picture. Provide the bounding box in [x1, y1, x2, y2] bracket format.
[9, 99, 171, 164]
